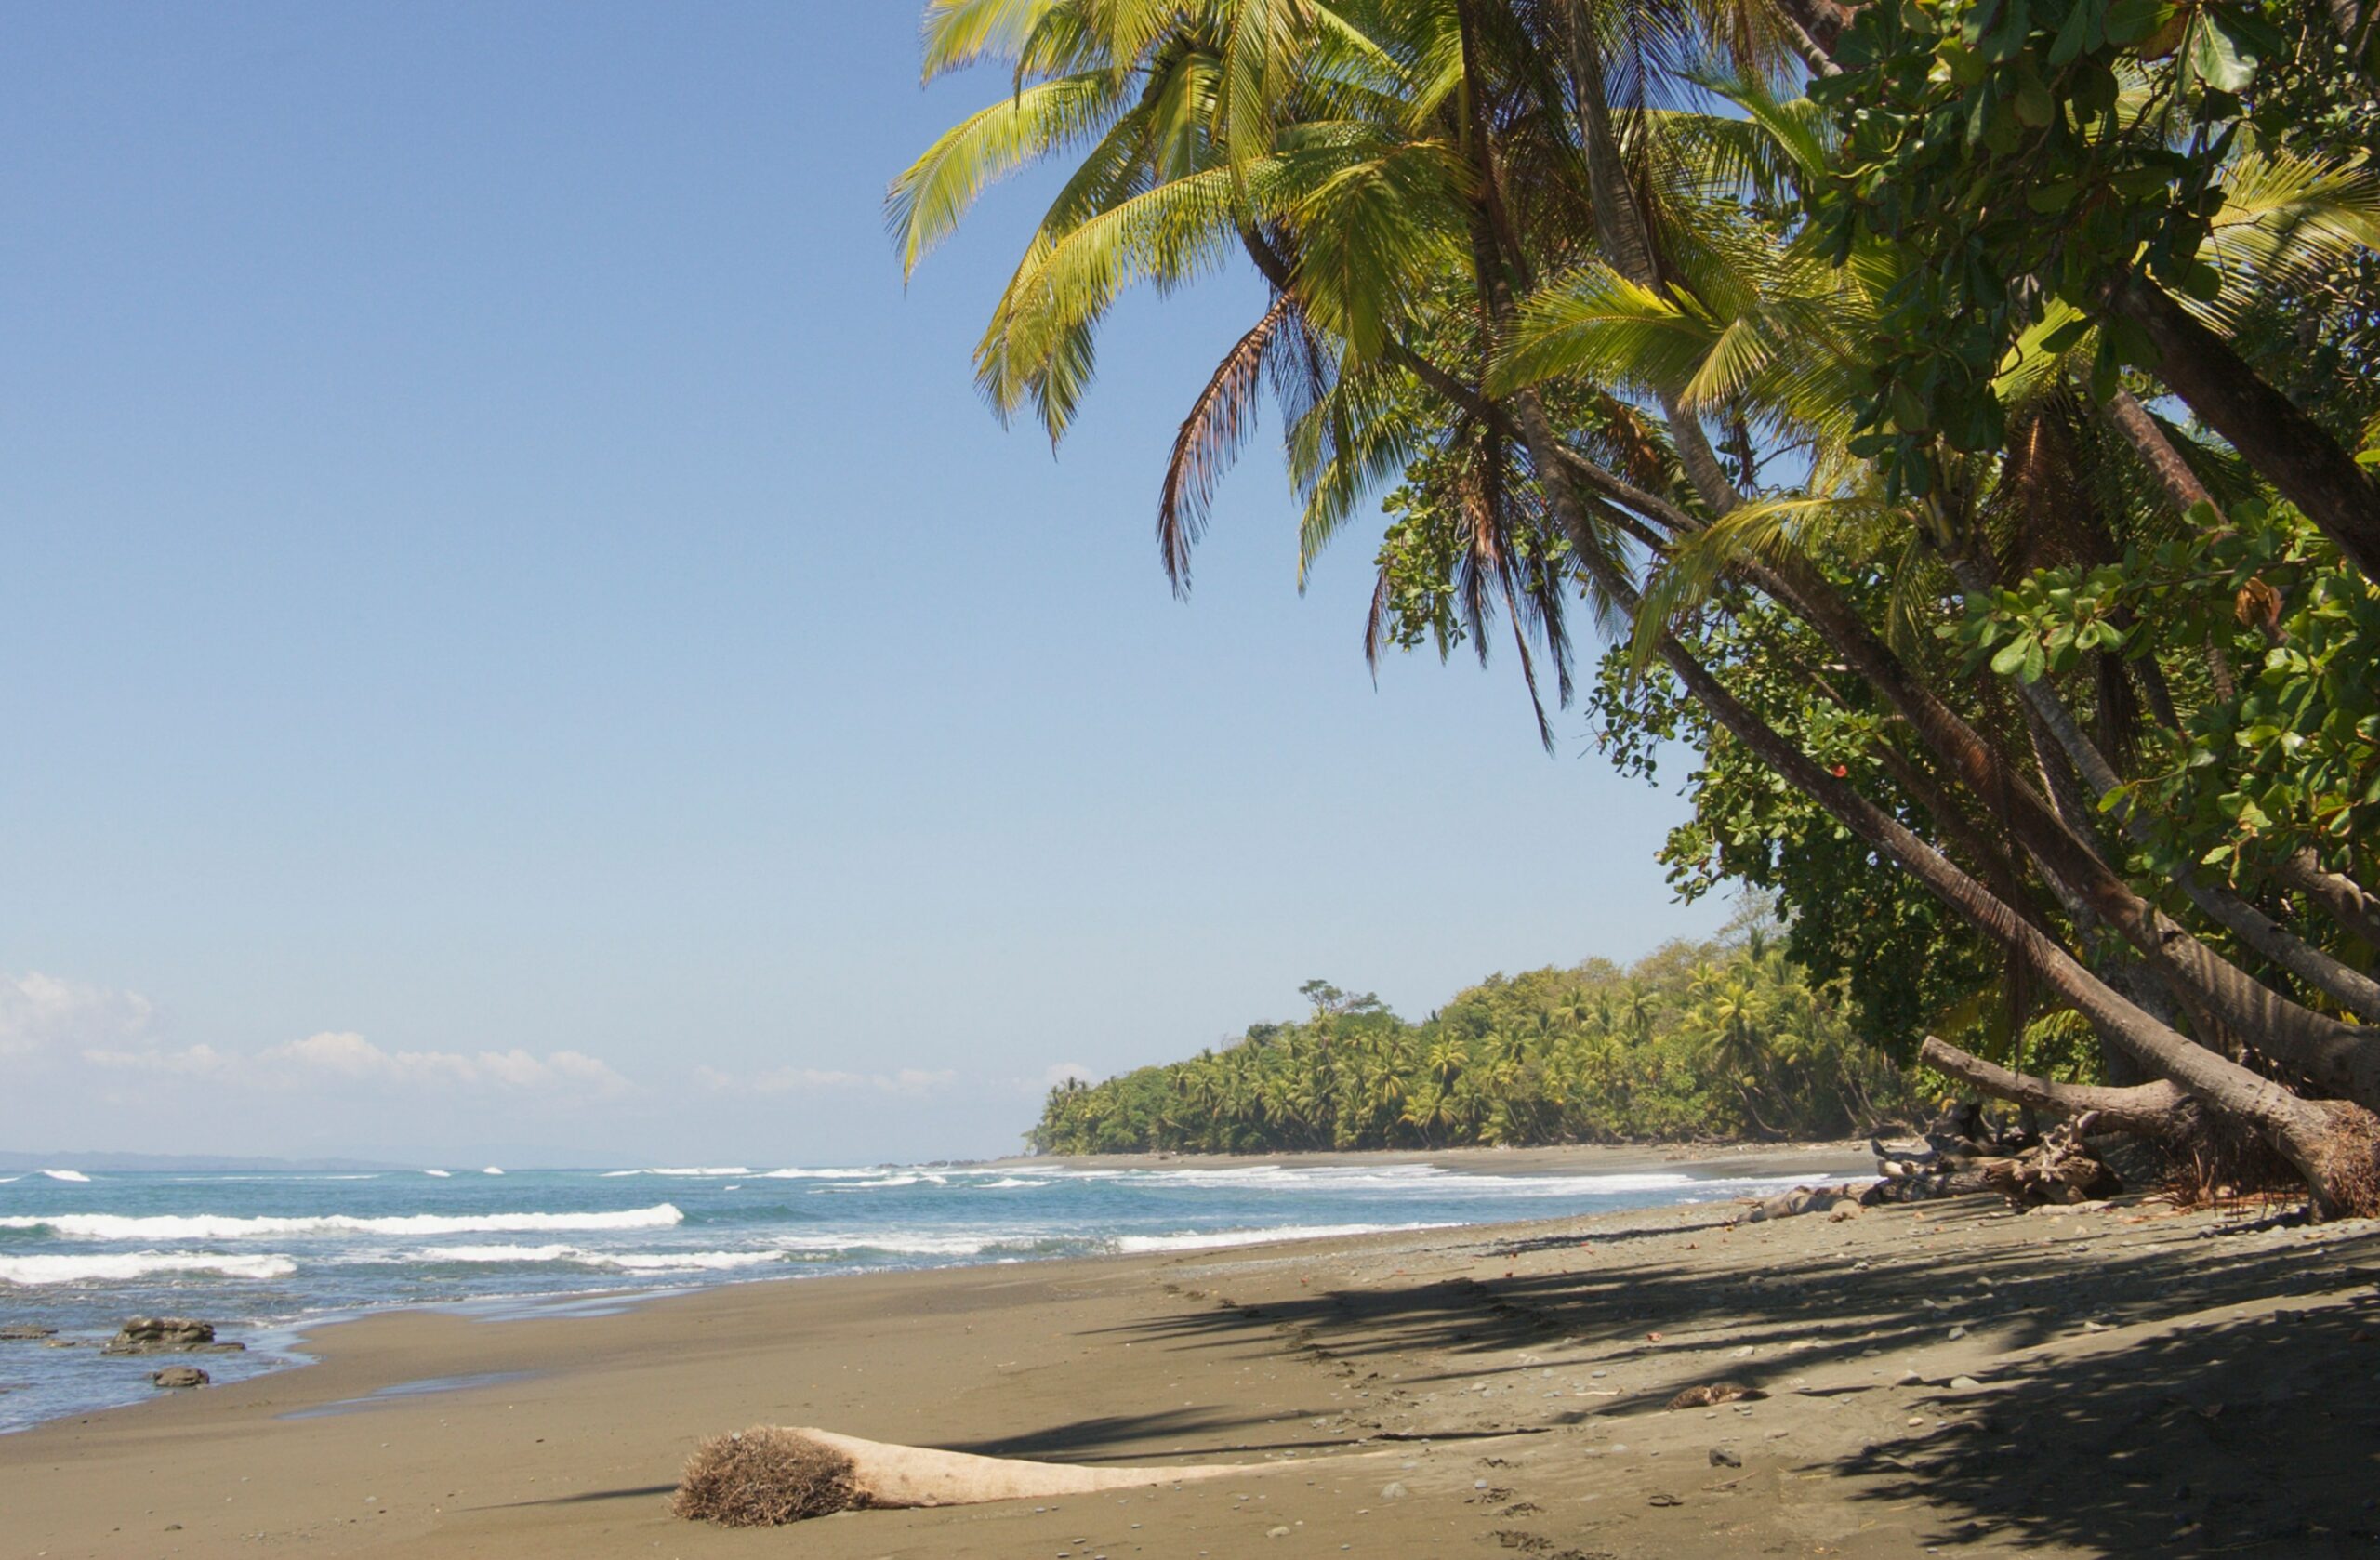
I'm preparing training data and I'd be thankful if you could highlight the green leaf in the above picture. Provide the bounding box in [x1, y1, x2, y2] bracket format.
[2047, 0, 2105, 66]
[2104, 0, 2165, 44]
[2188, 13, 2255, 92]
[1991, 637, 2032, 675]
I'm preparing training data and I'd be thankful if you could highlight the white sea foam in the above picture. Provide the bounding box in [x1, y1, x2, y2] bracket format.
[37, 1170, 92, 1183]
[978, 1178, 1049, 1189]
[0, 1251, 298, 1285]
[756, 1167, 892, 1180]
[1112, 1223, 1440, 1253]
[0, 1204, 686, 1241]
[423, 1170, 452, 1177]
[640, 1167, 751, 1177]
[416, 1244, 783, 1272]
[481, 1167, 505, 1176]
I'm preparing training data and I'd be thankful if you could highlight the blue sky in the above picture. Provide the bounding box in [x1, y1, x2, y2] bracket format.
[0, 2, 1724, 1165]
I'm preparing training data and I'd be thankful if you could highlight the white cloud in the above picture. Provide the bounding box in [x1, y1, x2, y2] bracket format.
[65, 1022, 630, 1097]
[1040, 1062, 1094, 1089]
[255, 1032, 631, 1095]
[702, 1064, 959, 1096]
[0, 972, 155, 1058]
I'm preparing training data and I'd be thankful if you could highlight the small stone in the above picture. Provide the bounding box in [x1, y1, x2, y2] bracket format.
[1950, 1375, 1983, 1390]
[1709, 1448, 1741, 1468]
[152, 1367, 209, 1389]
[1896, 1370, 1924, 1386]
[1947, 1326, 1967, 1340]
[1380, 1482, 1408, 1500]
[1648, 1492, 1683, 1507]
[1267, 1526, 1291, 1538]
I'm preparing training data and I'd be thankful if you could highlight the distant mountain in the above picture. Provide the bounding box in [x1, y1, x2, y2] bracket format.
[0, 1150, 416, 1173]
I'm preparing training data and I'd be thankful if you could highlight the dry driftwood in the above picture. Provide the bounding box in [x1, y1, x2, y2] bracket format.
[675, 1425, 1324, 1525]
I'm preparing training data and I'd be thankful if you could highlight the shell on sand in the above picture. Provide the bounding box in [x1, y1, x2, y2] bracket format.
[787, 1427, 1248, 1509]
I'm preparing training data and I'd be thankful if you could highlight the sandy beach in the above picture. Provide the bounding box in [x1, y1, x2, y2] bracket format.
[5, 1144, 2375, 1559]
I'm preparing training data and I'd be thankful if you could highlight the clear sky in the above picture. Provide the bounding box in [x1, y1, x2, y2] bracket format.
[0, 2, 1725, 1166]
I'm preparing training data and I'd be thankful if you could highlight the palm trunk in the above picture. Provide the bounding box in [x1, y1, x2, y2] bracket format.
[2106, 274, 2380, 580]
[2277, 850, 2380, 953]
[1743, 543, 2380, 1109]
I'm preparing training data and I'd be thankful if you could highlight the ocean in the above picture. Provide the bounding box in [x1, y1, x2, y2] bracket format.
[0, 1157, 1805, 1433]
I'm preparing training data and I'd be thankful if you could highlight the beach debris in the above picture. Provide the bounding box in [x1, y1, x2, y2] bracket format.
[1667, 1382, 1765, 1409]
[674, 1427, 1250, 1526]
[150, 1366, 209, 1389]
[1647, 1492, 1683, 1506]
[672, 1427, 862, 1527]
[1746, 1183, 1873, 1222]
[101, 1318, 244, 1356]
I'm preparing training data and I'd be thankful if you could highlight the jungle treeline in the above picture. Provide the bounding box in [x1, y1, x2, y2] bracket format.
[1026, 930, 1909, 1153]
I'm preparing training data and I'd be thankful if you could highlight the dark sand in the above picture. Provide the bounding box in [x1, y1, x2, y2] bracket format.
[3, 1145, 2374, 1557]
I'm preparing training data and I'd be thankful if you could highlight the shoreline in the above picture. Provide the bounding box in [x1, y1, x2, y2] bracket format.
[6, 1160, 2372, 1556]
[0, 1142, 1875, 1439]
[985, 1140, 1879, 1175]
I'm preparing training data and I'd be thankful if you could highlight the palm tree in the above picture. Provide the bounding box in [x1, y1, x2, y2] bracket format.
[899, 1, 2380, 1212]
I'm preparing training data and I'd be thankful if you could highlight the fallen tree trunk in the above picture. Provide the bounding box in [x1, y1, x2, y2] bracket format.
[1918, 1037, 2202, 1139]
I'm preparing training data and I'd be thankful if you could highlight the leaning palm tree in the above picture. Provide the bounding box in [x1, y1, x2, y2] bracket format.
[893, 0, 2380, 1212]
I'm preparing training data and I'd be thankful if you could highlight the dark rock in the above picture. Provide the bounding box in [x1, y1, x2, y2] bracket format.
[151, 1366, 209, 1389]
[102, 1317, 233, 1356]
[1668, 1382, 1766, 1409]
[0, 1325, 58, 1341]
[1709, 1448, 1742, 1468]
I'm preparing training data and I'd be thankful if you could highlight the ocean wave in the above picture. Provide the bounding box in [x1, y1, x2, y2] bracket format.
[1111, 1222, 1442, 1253]
[0, 1203, 686, 1241]
[481, 1167, 505, 1176]
[977, 1178, 1049, 1189]
[615, 1167, 752, 1178]
[0, 1251, 298, 1285]
[423, 1170, 452, 1177]
[755, 1167, 892, 1180]
[38, 1170, 93, 1183]
[416, 1244, 783, 1272]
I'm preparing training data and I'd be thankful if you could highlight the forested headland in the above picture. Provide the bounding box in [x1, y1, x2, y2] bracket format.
[903, 0, 2380, 1211]
[1027, 923, 1911, 1153]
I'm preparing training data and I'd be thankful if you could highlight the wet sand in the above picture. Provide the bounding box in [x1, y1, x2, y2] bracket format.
[3, 1152, 2374, 1558]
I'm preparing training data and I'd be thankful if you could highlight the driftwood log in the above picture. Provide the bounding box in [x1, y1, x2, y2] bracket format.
[1917, 1037, 2202, 1138]
[1895, 1036, 2207, 1209]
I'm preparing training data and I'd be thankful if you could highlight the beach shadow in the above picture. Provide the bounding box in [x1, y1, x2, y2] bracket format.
[1834, 1289, 2380, 1555]
[1105, 1200, 2380, 1534]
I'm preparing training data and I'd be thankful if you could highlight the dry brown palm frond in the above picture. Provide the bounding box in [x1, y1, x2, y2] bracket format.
[1158, 291, 1295, 595]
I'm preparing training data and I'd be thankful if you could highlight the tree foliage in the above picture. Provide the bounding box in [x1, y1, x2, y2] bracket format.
[898, 0, 2380, 1211]
[1027, 926, 1909, 1153]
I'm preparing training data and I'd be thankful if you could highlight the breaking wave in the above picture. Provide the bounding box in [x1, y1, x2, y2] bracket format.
[0, 1204, 686, 1241]
[0, 1251, 298, 1285]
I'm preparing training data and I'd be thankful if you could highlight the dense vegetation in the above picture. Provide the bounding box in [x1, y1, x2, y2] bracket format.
[1027, 926, 1908, 1152]
[897, 0, 2380, 1210]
